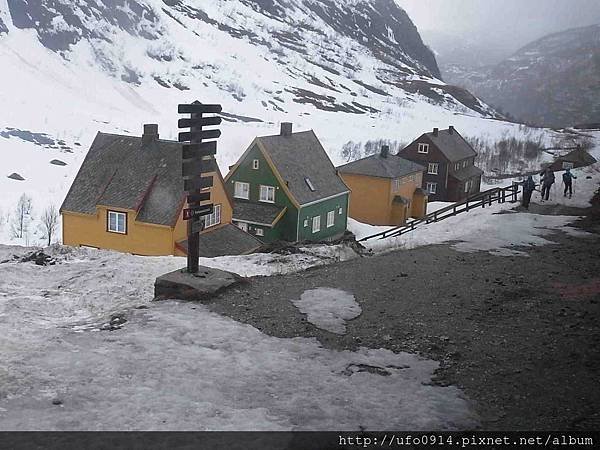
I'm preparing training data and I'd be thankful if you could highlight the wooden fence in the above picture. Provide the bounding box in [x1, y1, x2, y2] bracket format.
[358, 183, 521, 242]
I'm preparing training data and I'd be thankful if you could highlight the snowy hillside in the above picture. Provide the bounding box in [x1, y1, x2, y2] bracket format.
[0, 0, 572, 246]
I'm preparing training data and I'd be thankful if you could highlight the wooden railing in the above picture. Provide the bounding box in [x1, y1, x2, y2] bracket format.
[358, 183, 521, 242]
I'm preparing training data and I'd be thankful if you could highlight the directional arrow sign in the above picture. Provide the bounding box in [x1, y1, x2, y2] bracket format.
[187, 192, 212, 204]
[178, 116, 222, 128]
[182, 158, 217, 179]
[182, 142, 217, 159]
[178, 129, 221, 143]
[184, 175, 213, 193]
[183, 204, 214, 221]
[178, 103, 223, 114]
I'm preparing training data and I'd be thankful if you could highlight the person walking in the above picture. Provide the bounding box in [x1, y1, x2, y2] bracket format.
[562, 168, 577, 198]
[521, 175, 536, 209]
[540, 168, 555, 202]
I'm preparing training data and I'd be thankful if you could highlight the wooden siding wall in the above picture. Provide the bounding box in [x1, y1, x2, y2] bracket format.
[399, 135, 449, 202]
[225, 145, 298, 242]
[62, 207, 176, 256]
[297, 194, 349, 242]
[340, 171, 425, 226]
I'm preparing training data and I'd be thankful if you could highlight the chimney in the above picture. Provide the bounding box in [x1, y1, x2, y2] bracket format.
[433, 127, 439, 136]
[380, 145, 390, 158]
[448, 125, 455, 135]
[280, 122, 293, 137]
[142, 124, 159, 145]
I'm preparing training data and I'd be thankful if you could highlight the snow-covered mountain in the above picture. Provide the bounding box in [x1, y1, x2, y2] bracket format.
[444, 24, 600, 128]
[0, 0, 567, 245]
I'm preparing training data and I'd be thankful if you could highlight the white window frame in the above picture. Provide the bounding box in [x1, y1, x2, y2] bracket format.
[463, 160, 468, 168]
[259, 185, 275, 203]
[108, 211, 127, 234]
[252, 159, 259, 170]
[393, 179, 401, 191]
[303, 219, 309, 227]
[255, 228, 264, 237]
[236, 222, 248, 232]
[427, 163, 439, 175]
[312, 216, 321, 233]
[204, 204, 221, 228]
[234, 181, 250, 199]
[327, 211, 335, 228]
[426, 182, 437, 194]
[455, 163, 461, 171]
[418, 143, 429, 154]
[338, 207, 343, 215]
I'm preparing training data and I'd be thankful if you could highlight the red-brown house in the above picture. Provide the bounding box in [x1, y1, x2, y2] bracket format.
[398, 126, 483, 202]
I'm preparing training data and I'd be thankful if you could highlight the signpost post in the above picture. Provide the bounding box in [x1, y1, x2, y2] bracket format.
[178, 101, 222, 273]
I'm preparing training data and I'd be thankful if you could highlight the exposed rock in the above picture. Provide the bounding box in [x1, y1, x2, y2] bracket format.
[7, 172, 25, 181]
[50, 159, 67, 166]
[20, 251, 56, 266]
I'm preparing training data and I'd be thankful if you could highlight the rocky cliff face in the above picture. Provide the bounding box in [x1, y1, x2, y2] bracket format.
[444, 24, 600, 128]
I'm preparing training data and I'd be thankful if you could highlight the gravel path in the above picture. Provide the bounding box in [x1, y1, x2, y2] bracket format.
[207, 201, 600, 430]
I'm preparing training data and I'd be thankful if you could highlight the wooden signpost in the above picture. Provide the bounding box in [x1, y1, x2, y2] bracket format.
[178, 101, 222, 273]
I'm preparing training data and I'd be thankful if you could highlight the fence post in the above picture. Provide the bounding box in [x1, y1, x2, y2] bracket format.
[511, 182, 518, 203]
[466, 200, 469, 211]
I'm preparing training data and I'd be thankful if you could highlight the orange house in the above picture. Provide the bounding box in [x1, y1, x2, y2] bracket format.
[60, 124, 261, 257]
[337, 146, 428, 226]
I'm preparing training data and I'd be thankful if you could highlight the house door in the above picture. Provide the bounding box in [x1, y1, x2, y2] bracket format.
[237, 222, 248, 232]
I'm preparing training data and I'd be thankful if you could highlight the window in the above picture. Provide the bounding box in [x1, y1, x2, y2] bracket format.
[428, 163, 439, 175]
[234, 181, 249, 199]
[305, 177, 316, 192]
[338, 207, 343, 215]
[463, 160, 467, 168]
[418, 143, 429, 154]
[327, 211, 335, 228]
[252, 159, 259, 170]
[255, 228, 264, 237]
[107, 211, 127, 234]
[312, 216, 321, 233]
[465, 180, 473, 193]
[259, 185, 275, 203]
[455, 163, 460, 171]
[426, 182, 437, 194]
[303, 219, 309, 227]
[204, 204, 221, 228]
[236, 222, 248, 232]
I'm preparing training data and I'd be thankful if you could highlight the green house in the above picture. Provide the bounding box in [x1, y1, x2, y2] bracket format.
[224, 123, 350, 243]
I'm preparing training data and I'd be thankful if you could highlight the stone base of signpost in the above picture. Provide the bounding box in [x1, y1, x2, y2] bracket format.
[154, 267, 245, 302]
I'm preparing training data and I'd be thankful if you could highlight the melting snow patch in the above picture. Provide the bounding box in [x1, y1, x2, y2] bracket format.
[292, 287, 362, 334]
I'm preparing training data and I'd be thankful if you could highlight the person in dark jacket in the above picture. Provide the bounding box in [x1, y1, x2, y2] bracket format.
[540, 168, 555, 201]
[562, 168, 577, 198]
[521, 175, 536, 209]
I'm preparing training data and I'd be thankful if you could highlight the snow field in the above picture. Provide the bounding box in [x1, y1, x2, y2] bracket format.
[0, 245, 477, 431]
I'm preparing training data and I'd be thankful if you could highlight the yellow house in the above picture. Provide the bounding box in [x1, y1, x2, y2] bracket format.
[337, 146, 428, 226]
[60, 124, 262, 257]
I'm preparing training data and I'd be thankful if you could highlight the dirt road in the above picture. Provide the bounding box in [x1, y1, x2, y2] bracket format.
[207, 199, 600, 430]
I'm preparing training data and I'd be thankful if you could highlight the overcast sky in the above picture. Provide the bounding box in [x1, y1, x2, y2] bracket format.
[397, 0, 600, 52]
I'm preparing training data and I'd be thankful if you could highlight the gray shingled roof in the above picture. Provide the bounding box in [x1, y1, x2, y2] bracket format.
[61, 132, 185, 226]
[233, 202, 286, 226]
[257, 130, 349, 205]
[450, 165, 484, 181]
[337, 154, 424, 179]
[177, 224, 263, 258]
[424, 128, 477, 162]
